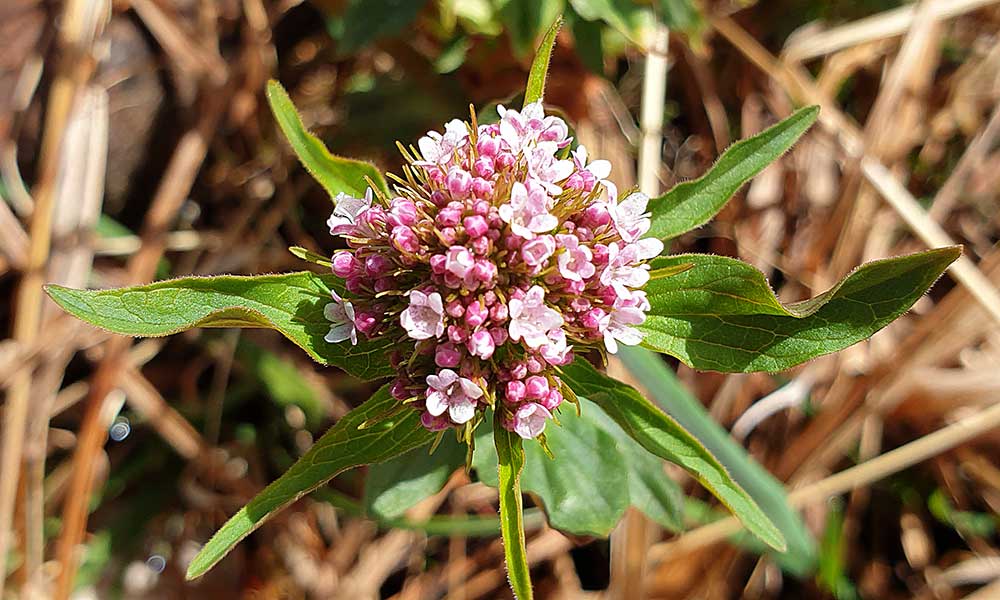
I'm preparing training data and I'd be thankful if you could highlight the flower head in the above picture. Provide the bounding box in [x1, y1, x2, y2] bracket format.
[320, 101, 663, 437]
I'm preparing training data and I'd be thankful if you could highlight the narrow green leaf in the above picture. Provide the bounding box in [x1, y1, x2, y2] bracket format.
[559, 359, 786, 551]
[185, 386, 433, 580]
[474, 404, 631, 536]
[523, 14, 563, 106]
[640, 247, 961, 372]
[45, 272, 394, 380]
[266, 80, 388, 199]
[494, 417, 533, 600]
[618, 346, 815, 573]
[648, 106, 819, 240]
[363, 435, 465, 519]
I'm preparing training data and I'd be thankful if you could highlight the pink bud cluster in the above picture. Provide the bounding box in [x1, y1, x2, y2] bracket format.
[323, 102, 663, 439]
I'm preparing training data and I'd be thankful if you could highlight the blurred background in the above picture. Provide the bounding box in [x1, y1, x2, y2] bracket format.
[2, 0, 1000, 598]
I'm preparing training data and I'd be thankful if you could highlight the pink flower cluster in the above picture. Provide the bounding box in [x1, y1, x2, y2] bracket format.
[323, 102, 663, 439]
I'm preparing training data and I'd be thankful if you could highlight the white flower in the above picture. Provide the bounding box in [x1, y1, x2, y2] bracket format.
[324, 290, 357, 345]
[526, 142, 574, 194]
[600, 242, 655, 298]
[572, 145, 615, 199]
[327, 188, 373, 235]
[417, 119, 469, 165]
[609, 192, 653, 243]
[498, 180, 558, 240]
[512, 402, 552, 439]
[400, 290, 445, 340]
[601, 301, 646, 354]
[508, 285, 563, 349]
[426, 369, 483, 424]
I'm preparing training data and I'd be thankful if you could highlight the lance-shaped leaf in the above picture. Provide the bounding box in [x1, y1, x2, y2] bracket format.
[363, 434, 465, 519]
[45, 272, 394, 380]
[559, 358, 786, 551]
[639, 247, 960, 373]
[495, 419, 533, 600]
[648, 106, 819, 241]
[523, 14, 563, 106]
[618, 346, 815, 574]
[266, 80, 388, 199]
[186, 386, 433, 579]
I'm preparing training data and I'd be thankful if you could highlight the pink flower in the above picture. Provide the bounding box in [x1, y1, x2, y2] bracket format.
[540, 328, 572, 365]
[508, 285, 563, 349]
[521, 235, 556, 267]
[556, 234, 595, 282]
[327, 188, 373, 235]
[425, 369, 483, 424]
[572, 146, 616, 200]
[400, 290, 445, 340]
[323, 290, 357, 345]
[512, 402, 552, 439]
[445, 246, 475, 282]
[467, 329, 496, 359]
[498, 180, 557, 240]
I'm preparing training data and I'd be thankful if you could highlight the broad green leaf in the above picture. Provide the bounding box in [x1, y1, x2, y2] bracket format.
[559, 359, 786, 551]
[494, 418, 533, 600]
[45, 272, 394, 380]
[498, 0, 564, 59]
[186, 386, 433, 579]
[266, 80, 388, 199]
[618, 346, 815, 573]
[337, 0, 429, 54]
[523, 13, 563, 106]
[363, 435, 465, 519]
[640, 247, 961, 372]
[648, 106, 819, 241]
[474, 404, 631, 536]
[585, 401, 684, 531]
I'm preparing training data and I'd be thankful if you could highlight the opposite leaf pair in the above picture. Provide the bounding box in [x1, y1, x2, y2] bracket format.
[46, 16, 959, 600]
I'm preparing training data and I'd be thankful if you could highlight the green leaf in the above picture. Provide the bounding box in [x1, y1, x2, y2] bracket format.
[363, 435, 465, 519]
[648, 106, 819, 241]
[585, 402, 684, 530]
[640, 247, 961, 372]
[568, 11, 605, 75]
[523, 13, 563, 106]
[494, 417, 533, 600]
[657, 0, 703, 32]
[499, 0, 564, 60]
[266, 80, 388, 199]
[568, 0, 645, 44]
[618, 346, 815, 573]
[337, 0, 429, 54]
[474, 404, 631, 536]
[185, 386, 433, 580]
[45, 272, 394, 380]
[559, 359, 786, 551]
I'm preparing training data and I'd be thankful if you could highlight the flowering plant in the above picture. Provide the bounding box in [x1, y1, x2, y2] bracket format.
[47, 18, 959, 598]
